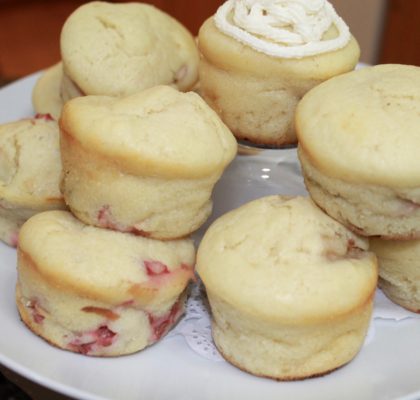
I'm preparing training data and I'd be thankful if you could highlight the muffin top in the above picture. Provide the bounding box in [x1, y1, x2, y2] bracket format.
[297, 64, 420, 187]
[60, 85, 237, 179]
[198, 16, 359, 79]
[18, 211, 195, 307]
[214, 0, 351, 58]
[0, 115, 63, 206]
[61, 1, 199, 95]
[197, 196, 377, 324]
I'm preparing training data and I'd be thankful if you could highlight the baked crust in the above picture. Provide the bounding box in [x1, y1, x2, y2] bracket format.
[59, 86, 236, 239]
[16, 210, 195, 356]
[61, 1, 199, 96]
[0, 116, 66, 246]
[299, 146, 420, 239]
[198, 18, 359, 147]
[198, 18, 360, 79]
[197, 196, 377, 379]
[296, 64, 420, 188]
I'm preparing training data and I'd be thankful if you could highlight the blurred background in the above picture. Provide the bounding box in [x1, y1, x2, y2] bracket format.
[0, 0, 419, 86]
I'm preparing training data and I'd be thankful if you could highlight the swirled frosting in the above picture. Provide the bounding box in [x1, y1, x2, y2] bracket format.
[214, 0, 351, 58]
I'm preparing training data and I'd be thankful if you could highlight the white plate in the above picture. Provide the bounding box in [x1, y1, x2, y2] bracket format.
[1, 74, 420, 400]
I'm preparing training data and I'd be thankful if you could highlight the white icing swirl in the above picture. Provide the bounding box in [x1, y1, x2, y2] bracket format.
[214, 0, 351, 58]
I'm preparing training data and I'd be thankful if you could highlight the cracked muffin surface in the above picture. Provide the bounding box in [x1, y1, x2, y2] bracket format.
[370, 237, 420, 313]
[196, 195, 377, 380]
[197, 12, 359, 147]
[0, 115, 66, 246]
[59, 85, 237, 239]
[60, 1, 199, 98]
[297, 64, 420, 238]
[16, 210, 195, 356]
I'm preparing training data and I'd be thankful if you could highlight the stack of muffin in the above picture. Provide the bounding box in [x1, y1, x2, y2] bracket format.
[7, 0, 419, 376]
[33, 1, 199, 119]
[296, 64, 420, 315]
[3, 0, 203, 248]
[15, 1, 237, 357]
[197, 0, 360, 147]
[195, 0, 420, 382]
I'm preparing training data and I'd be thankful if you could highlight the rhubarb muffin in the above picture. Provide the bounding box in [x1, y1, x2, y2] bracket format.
[60, 85, 237, 239]
[60, 1, 199, 100]
[32, 62, 64, 121]
[297, 64, 420, 239]
[0, 115, 66, 247]
[16, 210, 195, 356]
[198, 0, 359, 147]
[197, 196, 377, 380]
[370, 237, 420, 313]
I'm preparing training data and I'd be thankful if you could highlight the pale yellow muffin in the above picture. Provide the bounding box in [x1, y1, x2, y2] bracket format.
[16, 210, 195, 356]
[60, 1, 199, 99]
[198, 1, 359, 147]
[297, 64, 420, 239]
[32, 62, 64, 120]
[196, 196, 377, 380]
[60, 85, 237, 240]
[0, 115, 66, 247]
[60, 67, 84, 104]
[370, 237, 420, 313]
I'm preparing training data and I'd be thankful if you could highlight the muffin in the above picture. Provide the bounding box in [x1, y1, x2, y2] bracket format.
[60, 1, 199, 100]
[0, 115, 66, 247]
[198, 0, 359, 147]
[196, 196, 377, 380]
[297, 64, 420, 239]
[32, 62, 64, 121]
[16, 210, 195, 356]
[60, 66, 84, 104]
[59, 85, 237, 240]
[370, 237, 420, 313]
